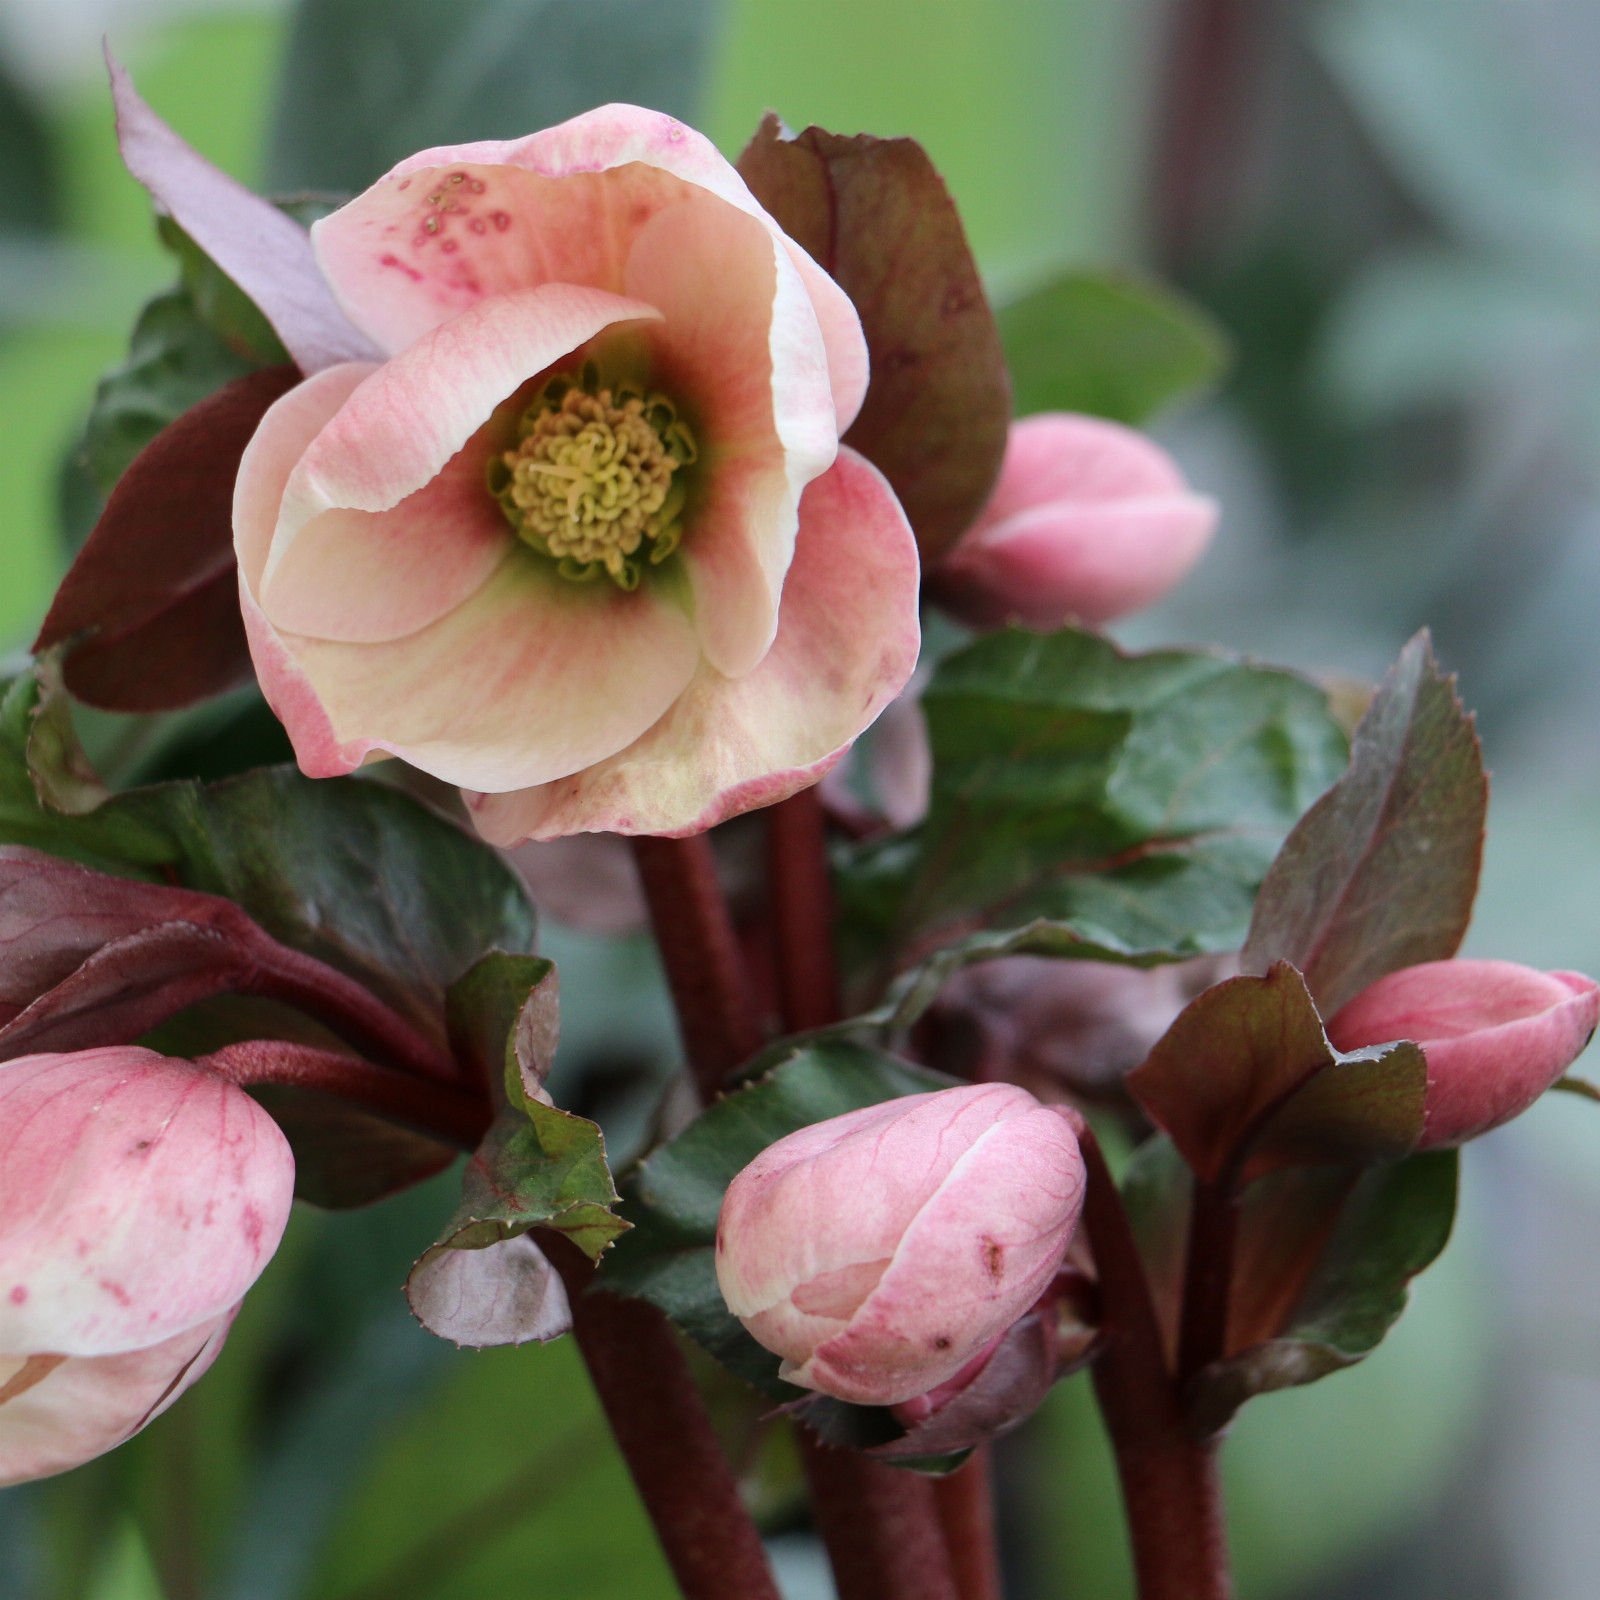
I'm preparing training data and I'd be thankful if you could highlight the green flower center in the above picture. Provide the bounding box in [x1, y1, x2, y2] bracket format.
[489, 367, 697, 591]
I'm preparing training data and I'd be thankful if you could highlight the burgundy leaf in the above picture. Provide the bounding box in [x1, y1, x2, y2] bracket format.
[738, 115, 1010, 562]
[1242, 630, 1487, 1015]
[0, 848, 453, 1080]
[35, 365, 299, 710]
[107, 50, 378, 374]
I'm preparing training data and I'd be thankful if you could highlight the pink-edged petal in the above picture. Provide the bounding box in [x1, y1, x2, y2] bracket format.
[235, 364, 377, 777]
[0, 1306, 233, 1486]
[976, 412, 1190, 529]
[281, 550, 700, 791]
[936, 493, 1217, 630]
[624, 194, 835, 677]
[259, 431, 511, 644]
[0, 1049, 292, 1357]
[466, 445, 920, 842]
[312, 101, 870, 420]
[264, 284, 662, 610]
[799, 1106, 1084, 1405]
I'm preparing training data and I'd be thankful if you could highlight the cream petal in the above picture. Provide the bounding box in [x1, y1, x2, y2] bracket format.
[281, 547, 701, 792]
[623, 194, 836, 677]
[466, 445, 920, 841]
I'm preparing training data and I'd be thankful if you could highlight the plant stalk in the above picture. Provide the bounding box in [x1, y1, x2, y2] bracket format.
[767, 786, 842, 1031]
[798, 1431, 960, 1600]
[1176, 1175, 1241, 1389]
[543, 1235, 783, 1600]
[932, 1447, 1005, 1600]
[1079, 1129, 1233, 1600]
[632, 833, 764, 1098]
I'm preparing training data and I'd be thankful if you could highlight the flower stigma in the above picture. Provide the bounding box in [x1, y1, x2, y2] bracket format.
[490, 364, 698, 591]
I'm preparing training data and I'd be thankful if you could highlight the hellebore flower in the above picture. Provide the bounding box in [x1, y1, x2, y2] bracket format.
[925, 413, 1216, 631]
[0, 1047, 294, 1484]
[714, 1083, 1085, 1406]
[1326, 959, 1600, 1148]
[234, 105, 920, 841]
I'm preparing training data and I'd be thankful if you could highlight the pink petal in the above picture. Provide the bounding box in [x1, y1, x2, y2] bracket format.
[467, 445, 920, 841]
[935, 493, 1216, 630]
[311, 103, 870, 429]
[977, 413, 1191, 530]
[800, 1106, 1085, 1405]
[0, 1049, 293, 1357]
[623, 194, 835, 676]
[0, 1306, 234, 1486]
[261, 283, 662, 639]
[281, 551, 701, 791]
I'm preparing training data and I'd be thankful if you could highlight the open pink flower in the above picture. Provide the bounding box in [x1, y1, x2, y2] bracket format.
[715, 1084, 1085, 1406]
[1327, 959, 1600, 1147]
[233, 105, 920, 841]
[0, 1047, 294, 1483]
[927, 413, 1215, 631]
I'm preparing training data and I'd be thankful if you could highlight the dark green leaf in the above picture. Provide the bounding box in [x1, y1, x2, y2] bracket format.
[600, 1038, 953, 1398]
[1242, 631, 1486, 1016]
[1188, 1151, 1458, 1433]
[1125, 962, 1426, 1184]
[269, 0, 719, 195]
[738, 115, 1010, 562]
[837, 629, 1348, 990]
[0, 669, 536, 1045]
[996, 270, 1228, 424]
[156, 216, 290, 368]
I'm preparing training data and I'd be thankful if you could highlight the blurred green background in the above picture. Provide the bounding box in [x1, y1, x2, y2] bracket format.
[2, 1, 1599, 1597]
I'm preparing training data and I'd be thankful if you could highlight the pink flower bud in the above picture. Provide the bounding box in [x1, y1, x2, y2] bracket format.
[0, 1047, 295, 1480]
[714, 1084, 1085, 1406]
[1326, 959, 1600, 1147]
[927, 413, 1216, 631]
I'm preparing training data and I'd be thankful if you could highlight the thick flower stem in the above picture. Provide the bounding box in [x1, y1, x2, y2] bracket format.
[1177, 1176, 1241, 1388]
[1079, 1130, 1233, 1600]
[798, 1431, 961, 1600]
[543, 1235, 783, 1600]
[932, 1447, 1005, 1600]
[632, 833, 763, 1098]
[767, 786, 841, 1031]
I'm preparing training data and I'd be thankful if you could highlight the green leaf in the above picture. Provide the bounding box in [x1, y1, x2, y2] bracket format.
[1125, 962, 1427, 1184]
[738, 116, 1010, 562]
[156, 215, 289, 368]
[1242, 630, 1486, 1016]
[268, 0, 719, 195]
[600, 1037, 954, 1397]
[996, 270, 1228, 424]
[1188, 1150, 1459, 1433]
[410, 956, 624, 1346]
[0, 669, 536, 1045]
[837, 629, 1349, 990]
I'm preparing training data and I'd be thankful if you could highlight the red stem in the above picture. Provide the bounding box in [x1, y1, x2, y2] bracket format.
[1177, 1176, 1241, 1390]
[631, 834, 763, 1098]
[1078, 1129, 1233, 1600]
[543, 1234, 783, 1600]
[798, 1431, 960, 1600]
[767, 787, 841, 1031]
[198, 1040, 490, 1148]
[933, 1447, 1005, 1600]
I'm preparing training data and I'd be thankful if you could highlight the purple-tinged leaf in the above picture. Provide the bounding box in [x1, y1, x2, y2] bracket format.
[35, 365, 299, 710]
[407, 1233, 571, 1348]
[1242, 631, 1487, 1015]
[738, 115, 1009, 562]
[1125, 961, 1425, 1185]
[107, 50, 379, 374]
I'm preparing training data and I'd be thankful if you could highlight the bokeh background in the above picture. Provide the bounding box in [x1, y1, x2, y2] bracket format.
[1, 1, 1598, 1596]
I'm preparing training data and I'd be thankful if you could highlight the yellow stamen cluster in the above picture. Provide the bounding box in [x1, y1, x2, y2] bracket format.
[491, 372, 696, 590]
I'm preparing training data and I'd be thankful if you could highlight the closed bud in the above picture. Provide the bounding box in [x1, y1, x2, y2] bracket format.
[926, 413, 1216, 631]
[714, 1083, 1085, 1406]
[1326, 959, 1600, 1147]
[0, 1046, 295, 1482]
